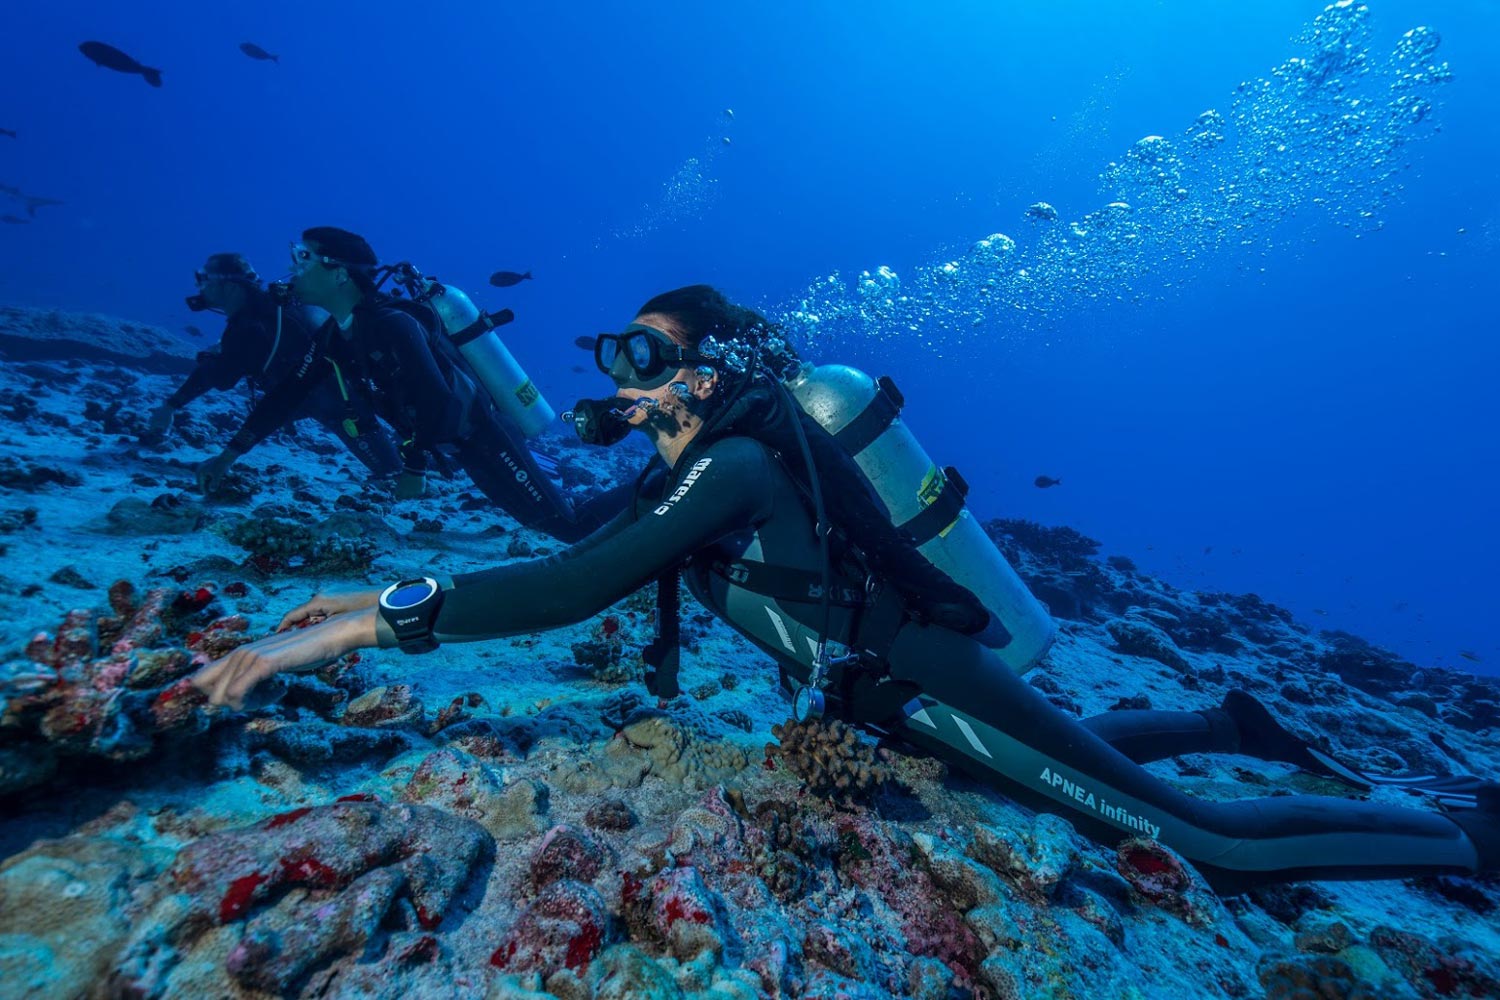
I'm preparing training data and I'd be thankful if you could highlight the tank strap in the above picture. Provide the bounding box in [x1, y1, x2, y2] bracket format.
[832, 374, 904, 454]
[450, 307, 515, 348]
[898, 466, 969, 545]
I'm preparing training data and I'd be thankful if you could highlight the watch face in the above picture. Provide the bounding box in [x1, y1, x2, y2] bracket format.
[385, 580, 436, 609]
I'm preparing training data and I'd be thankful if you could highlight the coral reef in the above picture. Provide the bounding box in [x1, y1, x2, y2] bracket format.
[1107, 616, 1194, 673]
[220, 510, 379, 576]
[766, 716, 891, 805]
[0, 579, 243, 795]
[111, 799, 492, 997]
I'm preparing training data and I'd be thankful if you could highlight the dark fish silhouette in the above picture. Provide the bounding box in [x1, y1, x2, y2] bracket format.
[22, 195, 63, 217]
[239, 42, 279, 63]
[79, 41, 163, 87]
[0, 129, 16, 139]
[184, 324, 204, 337]
[0, 183, 63, 217]
[489, 270, 532, 288]
[1033, 475, 1062, 489]
[574, 336, 596, 351]
[570, 365, 587, 374]
[1, 214, 29, 225]
[1459, 650, 1482, 663]
[1203, 545, 1213, 555]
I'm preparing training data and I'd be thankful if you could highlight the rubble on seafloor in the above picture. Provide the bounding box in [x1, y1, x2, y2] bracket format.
[1, 305, 1499, 997]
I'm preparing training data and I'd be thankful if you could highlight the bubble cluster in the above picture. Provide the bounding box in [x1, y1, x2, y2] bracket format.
[609, 114, 735, 243]
[780, 2, 1452, 355]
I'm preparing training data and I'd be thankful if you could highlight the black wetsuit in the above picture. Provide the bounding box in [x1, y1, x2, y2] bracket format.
[226, 298, 614, 542]
[392, 432, 1491, 890]
[171, 290, 401, 477]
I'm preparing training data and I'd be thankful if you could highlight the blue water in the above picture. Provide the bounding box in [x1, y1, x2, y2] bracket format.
[1, 0, 1495, 673]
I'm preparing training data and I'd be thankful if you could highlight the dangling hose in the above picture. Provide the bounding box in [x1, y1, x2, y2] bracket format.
[262, 303, 283, 376]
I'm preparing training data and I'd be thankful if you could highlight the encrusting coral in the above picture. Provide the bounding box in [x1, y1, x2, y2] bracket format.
[766, 716, 891, 806]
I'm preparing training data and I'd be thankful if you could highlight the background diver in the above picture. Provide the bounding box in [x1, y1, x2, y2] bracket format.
[149, 252, 401, 478]
[191, 284, 1499, 891]
[194, 228, 622, 542]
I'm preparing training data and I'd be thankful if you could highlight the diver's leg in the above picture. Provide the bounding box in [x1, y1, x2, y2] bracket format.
[875, 622, 1487, 889]
[455, 410, 593, 543]
[1079, 707, 1239, 764]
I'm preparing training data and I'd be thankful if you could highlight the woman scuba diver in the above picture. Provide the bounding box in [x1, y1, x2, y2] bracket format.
[191, 285, 1499, 891]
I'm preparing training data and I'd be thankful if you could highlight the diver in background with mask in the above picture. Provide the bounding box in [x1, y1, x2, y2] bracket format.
[151, 252, 401, 479]
[194, 229, 625, 541]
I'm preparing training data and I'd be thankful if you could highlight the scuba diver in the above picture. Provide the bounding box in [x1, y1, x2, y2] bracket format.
[191, 284, 1499, 891]
[195, 228, 620, 543]
[152, 253, 402, 478]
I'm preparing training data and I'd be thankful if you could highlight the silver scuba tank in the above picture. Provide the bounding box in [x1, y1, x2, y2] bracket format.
[417, 278, 556, 438]
[785, 363, 1055, 676]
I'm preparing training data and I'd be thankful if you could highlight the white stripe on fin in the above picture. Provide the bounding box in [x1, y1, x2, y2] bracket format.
[952, 715, 993, 759]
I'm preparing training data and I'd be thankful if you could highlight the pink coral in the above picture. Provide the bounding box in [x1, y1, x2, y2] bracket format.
[115, 800, 492, 996]
[489, 880, 610, 976]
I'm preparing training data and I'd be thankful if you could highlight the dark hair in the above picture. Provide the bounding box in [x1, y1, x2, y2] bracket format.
[635, 285, 771, 349]
[302, 226, 379, 269]
[202, 252, 257, 281]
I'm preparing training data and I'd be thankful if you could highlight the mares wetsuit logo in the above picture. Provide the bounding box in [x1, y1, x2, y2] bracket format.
[655, 457, 713, 516]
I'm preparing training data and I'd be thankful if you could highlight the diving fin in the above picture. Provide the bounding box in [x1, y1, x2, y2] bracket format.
[1222, 689, 1490, 805]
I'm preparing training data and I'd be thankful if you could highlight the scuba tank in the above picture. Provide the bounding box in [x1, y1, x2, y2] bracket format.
[785, 363, 1055, 676]
[384, 263, 556, 438]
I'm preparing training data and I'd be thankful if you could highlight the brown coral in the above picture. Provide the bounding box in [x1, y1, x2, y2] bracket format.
[767, 716, 891, 805]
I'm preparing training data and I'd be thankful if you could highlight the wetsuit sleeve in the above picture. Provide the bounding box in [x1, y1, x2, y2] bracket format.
[167, 315, 266, 407]
[379, 310, 462, 473]
[397, 439, 775, 645]
[225, 340, 322, 455]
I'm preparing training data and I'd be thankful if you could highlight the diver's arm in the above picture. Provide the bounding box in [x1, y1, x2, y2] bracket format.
[166, 354, 226, 409]
[380, 310, 461, 470]
[385, 439, 774, 646]
[224, 341, 323, 456]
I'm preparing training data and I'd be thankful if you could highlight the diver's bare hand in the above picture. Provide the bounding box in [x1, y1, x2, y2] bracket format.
[277, 588, 382, 632]
[193, 607, 378, 710]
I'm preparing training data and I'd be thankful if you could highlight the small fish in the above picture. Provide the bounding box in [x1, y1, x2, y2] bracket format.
[1459, 650, 1482, 663]
[489, 270, 532, 288]
[79, 41, 163, 87]
[1, 214, 29, 225]
[1033, 475, 1062, 489]
[184, 324, 204, 337]
[22, 194, 63, 217]
[1203, 545, 1213, 555]
[570, 365, 587, 374]
[0, 128, 15, 139]
[1312, 608, 1328, 616]
[574, 335, 596, 351]
[239, 42, 279, 63]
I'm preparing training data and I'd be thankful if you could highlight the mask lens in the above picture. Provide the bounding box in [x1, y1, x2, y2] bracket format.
[625, 331, 658, 374]
[595, 336, 619, 371]
[289, 242, 315, 271]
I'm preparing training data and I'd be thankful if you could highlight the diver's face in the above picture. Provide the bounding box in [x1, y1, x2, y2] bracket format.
[194, 276, 248, 314]
[289, 241, 344, 305]
[612, 313, 718, 438]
